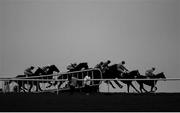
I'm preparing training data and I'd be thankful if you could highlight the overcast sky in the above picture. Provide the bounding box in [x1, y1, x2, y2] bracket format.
[0, 0, 179, 92]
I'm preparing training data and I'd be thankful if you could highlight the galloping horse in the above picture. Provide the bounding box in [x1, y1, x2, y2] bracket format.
[119, 70, 141, 93]
[103, 64, 140, 93]
[68, 62, 89, 72]
[136, 72, 166, 93]
[39, 65, 60, 88]
[11, 67, 45, 92]
[101, 64, 124, 89]
[55, 62, 89, 89]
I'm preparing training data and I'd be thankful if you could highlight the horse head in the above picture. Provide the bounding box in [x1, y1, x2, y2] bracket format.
[34, 67, 45, 76]
[82, 62, 89, 69]
[128, 70, 141, 78]
[49, 65, 60, 73]
[76, 62, 89, 71]
[155, 72, 166, 79]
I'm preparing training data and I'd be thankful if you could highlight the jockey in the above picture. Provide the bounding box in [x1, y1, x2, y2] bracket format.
[67, 63, 77, 71]
[94, 61, 103, 70]
[117, 61, 129, 77]
[145, 67, 156, 78]
[101, 60, 111, 73]
[24, 66, 35, 77]
[41, 65, 50, 74]
[102, 60, 111, 68]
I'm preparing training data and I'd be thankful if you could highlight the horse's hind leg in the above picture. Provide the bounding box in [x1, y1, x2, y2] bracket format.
[151, 86, 157, 92]
[36, 82, 42, 92]
[127, 84, 130, 93]
[113, 80, 123, 88]
[139, 83, 148, 93]
[130, 83, 140, 93]
[28, 84, 33, 92]
[109, 81, 116, 89]
[29, 82, 36, 92]
[46, 82, 53, 88]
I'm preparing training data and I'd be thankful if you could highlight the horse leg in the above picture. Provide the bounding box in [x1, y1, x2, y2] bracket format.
[127, 84, 130, 93]
[113, 80, 123, 88]
[139, 83, 148, 93]
[142, 86, 148, 93]
[46, 82, 53, 88]
[34, 82, 39, 92]
[151, 86, 157, 92]
[57, 81, 64, 89]
[18, 84, 22, 92]
[19, 82, 27, 92]
[28, 83, 33, 92]
[154, 86, 157, 92]
[130, 83, 140, 93]
[37, 82, 42, 92]
[109, 81, 116, 89]
[139, 83, 143, 93]
[21, 87, 27, 92]
[22, 83, 28, 92]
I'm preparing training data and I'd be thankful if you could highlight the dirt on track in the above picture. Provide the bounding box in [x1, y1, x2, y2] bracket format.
[0, 92, 180, 112]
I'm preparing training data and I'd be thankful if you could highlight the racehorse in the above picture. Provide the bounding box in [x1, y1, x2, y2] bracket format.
[26, 67, 46, 92]
[55, 62, 89, 89]
[10, 75, 27, 92]
[39, 65, 60, 88]
[119, 70, 141, 93]
[101, 64, 124, 90]
[10, 67, 45, 92]
[136, 72, 166, 93]
[102, 64, 141, 93]
[67, 62, 89, 72]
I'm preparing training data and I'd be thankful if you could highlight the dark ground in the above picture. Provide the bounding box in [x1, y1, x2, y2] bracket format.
[0, 91, 180, 112]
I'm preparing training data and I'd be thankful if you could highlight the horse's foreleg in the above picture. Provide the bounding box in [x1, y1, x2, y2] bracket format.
[127, 84, 130, 93]
[139, 84, 143, 93]
[142, 86, 148, 93]
[22, 83, 28, 92]
[139, 83, 148, 93]
[154, 86, 157, 92]
[37, 82, 42, 92]
[28, 83, 33, 92]
[113, 80, 123, 88]
[151, 86, 157, 92]
[46, 82, 53, 88]
[109, 81, 116, 89]
[130, 83, 140, 93]
[58, 81, 64, 89]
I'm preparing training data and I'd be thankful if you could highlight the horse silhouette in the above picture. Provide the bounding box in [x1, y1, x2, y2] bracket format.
[39, 65, 60, 88]
[136, 72, 166, 93]
[55, 62, 89, 89]
[10, 75, 27, 92]
[102, 64, 141, 93]
[101, 64, 124, 90]
[119, 70, 141, 93]
[10, 67, 45, 92]
[68, 62, 89, 72]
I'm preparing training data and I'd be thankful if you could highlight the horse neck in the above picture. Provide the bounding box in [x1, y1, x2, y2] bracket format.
[75, 64, 84, 71]
[34, 68, 43, 75]
[46, 68, 54, 74]
[155, 72, 165, 78]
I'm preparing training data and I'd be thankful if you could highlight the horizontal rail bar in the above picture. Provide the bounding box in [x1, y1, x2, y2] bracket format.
[1, 78, 180, 81]
[0, 68, 101, 79]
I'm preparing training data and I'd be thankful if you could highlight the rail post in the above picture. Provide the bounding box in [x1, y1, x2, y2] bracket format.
[108, 80, 110, 93]
[2, 81, 5, 93]
[56, 79, 59, 95]
[17, 80, 20, 93]
[91, 71, 94, 86]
